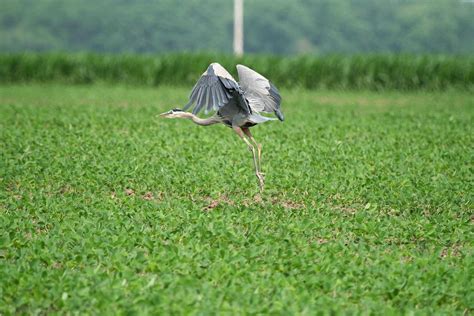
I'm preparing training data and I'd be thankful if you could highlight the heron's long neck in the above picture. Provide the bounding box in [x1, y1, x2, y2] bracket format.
[178, 112, 222, 126]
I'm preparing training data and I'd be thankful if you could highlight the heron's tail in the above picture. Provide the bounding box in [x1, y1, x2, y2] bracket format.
[274, 109, 284, 121]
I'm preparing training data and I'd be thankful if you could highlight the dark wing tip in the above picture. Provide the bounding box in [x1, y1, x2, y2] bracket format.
[269, 82, 282, 105]
[275, 109, 284, 121]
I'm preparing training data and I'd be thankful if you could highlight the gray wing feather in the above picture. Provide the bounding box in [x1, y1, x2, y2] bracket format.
[189, 85, 200, 104]
[248, 113, 277, 124]
[236, 64, 284, 121]
[184, 63, 247, 116]
[207, 89, 215, 113]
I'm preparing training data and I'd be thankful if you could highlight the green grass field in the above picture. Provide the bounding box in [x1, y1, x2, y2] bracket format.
[1, 84, 473, 314]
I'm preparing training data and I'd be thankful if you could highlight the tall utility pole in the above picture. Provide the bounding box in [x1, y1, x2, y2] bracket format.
[233, 0, 244, 56]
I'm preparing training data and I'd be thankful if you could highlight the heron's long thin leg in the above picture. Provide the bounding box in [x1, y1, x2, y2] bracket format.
[242, 128, 262, 173]
[233, 126, 264, 190]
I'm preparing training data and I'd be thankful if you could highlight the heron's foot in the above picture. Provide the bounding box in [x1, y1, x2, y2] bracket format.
[256, 171, 265, 191]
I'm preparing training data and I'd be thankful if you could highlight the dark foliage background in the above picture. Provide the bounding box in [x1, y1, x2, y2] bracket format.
[1, 0, 474, 55]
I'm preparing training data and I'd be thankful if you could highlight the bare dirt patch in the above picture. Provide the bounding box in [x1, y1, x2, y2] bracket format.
[202, 194, 235, 211]
[125, 188, 135, 196]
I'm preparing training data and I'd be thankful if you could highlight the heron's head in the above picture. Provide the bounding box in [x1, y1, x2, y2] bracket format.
[159, 108, 185, 118]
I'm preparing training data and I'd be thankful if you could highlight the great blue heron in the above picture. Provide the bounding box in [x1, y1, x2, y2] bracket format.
[160, 63, 284, 190]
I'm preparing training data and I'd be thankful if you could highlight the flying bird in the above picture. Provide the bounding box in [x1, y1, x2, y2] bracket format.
[160, 63, 284, 190]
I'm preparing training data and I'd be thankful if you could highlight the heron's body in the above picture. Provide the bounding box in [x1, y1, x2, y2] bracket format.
[218, 111, 272, 128]
[161, 63, 284, 190]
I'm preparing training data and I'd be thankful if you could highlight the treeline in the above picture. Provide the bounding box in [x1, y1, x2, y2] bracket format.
[1, 53, 473, 90]
[1, 0, 474, 55]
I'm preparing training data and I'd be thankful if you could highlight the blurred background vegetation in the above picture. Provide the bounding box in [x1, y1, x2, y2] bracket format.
[2, 0, 474, 55]
[1, 53, 473, 90]
[1, 0, 473, 90]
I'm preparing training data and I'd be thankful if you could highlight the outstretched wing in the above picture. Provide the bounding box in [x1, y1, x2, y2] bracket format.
[183, 63, 244, 115]
[236, 64, 284, 121]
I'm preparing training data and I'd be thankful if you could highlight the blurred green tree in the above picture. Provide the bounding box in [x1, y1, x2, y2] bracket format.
[1, 0, 473, 54]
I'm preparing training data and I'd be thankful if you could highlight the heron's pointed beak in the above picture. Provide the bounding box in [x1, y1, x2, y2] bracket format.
[159, 110, 171, 117]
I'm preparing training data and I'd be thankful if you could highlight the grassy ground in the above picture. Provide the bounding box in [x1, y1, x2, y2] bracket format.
[0, 84, 473, 314]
